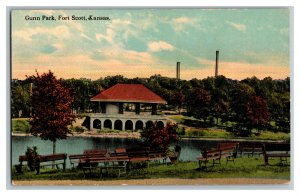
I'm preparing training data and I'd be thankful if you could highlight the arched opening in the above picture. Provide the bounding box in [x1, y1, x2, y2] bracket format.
[114, 120, 123, 131]
[125, 120, 133, 130]
[135, 120, 144, 130]
[104, 119, 112, 129]
[93, 119, 101, 129]
[146, 121, 154, 129]
[157, 121, 165, 130]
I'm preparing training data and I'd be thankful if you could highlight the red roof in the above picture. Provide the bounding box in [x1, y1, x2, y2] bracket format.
[91, 84, 167, 104]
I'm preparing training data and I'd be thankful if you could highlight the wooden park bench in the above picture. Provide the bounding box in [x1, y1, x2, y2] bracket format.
[17, 153, 67, 174]
[69, 149, 129, 178]
[262, 143, 290, 166]
[148, 149, 167, 163]
[126, 148, 150, 169]
[217, 143, 239, 164]
[238, 142, 264, 157]
[197, 149, 221, 168]
[69, 149, 108, 168]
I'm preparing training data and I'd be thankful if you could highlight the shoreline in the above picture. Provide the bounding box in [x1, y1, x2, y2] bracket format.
[11, 132, 288, 143]
[12, 178, 290, 186]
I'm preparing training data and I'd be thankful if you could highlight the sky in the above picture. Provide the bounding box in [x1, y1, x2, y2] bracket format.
[11, 9, 290, 80]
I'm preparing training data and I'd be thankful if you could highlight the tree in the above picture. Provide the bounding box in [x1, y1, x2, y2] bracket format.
[245, 96, 269, 133]
[170, 91, 185, 114]
[30, 71, 74, 156]
[230, 83, 255, 123]
[11, 81, 31, 117]
[186, 88, 211, 122]
[141, 122, 179, 150]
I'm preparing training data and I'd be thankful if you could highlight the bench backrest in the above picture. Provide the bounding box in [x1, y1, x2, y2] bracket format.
[19, 153, 67, 163]
[263, 142, 290, 152]
[239, 142, 263, 151]
[202, 149, 221, 159]
[83, 149, 108, 155]
[19, 155, 28, 162]
[39, 153, 67, 162]
[115, 148, 126, 153]
[217, 143, 238, 150]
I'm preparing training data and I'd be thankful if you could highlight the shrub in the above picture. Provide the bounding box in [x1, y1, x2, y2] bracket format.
[141, 122, 179, 150]
[25, 146, 39, 171]
[73, 126, 85, 133]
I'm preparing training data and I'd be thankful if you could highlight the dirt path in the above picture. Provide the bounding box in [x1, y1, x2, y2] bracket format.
[12, 178, 290, 186]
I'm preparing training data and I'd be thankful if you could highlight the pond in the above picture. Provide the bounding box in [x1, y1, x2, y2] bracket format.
[11, 136, 218, 168]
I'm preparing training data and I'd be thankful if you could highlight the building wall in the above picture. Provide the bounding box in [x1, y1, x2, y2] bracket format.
[106, 103, 119, 114]
[90, 114, 168, 131]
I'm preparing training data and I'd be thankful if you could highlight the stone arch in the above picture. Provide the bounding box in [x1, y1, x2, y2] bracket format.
[135, 120, 144, 130]
[93, 119, 101, 129]
[146, 121, 154, 129]
[125, 120, 133, 130]
[157, 121, 165, 130]
[114, 120, 122, 131]
[104, 119, 112, 129]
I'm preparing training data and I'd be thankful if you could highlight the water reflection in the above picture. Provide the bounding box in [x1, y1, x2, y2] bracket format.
[11, 136, 217, 168]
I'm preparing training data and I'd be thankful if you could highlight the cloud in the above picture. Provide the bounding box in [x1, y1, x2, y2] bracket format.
[173, 17, 193, 24]
[226, 21, 247, 32]
[148, 41, 175, 52]
[96, 28, 114, 43]
[12, 53, 154, 80]
[13, 25, 71, 41]
[170, 16, 199, 32]
[96, 47, 154, 65]
[96, 19, 133, 43]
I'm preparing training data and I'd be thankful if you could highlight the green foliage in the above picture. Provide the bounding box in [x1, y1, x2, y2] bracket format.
[25, 146, 39, 171]
[12, 119, 31, 133]
[186, 88, 211, 122]
[12, 75, 290, 134]
[72, 126, 85, 133]
[11, 80, 31, 117]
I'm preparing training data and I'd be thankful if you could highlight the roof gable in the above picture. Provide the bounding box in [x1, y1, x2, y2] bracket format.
[91, 84, 167, 104]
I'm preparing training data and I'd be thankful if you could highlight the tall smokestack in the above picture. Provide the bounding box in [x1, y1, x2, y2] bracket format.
[176, 62, 180, 79]
[215, 50, 219, 77]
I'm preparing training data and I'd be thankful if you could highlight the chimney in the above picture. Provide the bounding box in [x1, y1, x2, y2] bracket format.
[215, 50, 219, 77]
[176, 62, 180, 79]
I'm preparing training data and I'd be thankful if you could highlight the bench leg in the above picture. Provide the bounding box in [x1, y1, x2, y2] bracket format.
[226, 156, 235, 164]
[280, 157, 288, 165]
[198, 160, 202, 168]
[264, 156, 269, 166]
[63, 160, 66, 171]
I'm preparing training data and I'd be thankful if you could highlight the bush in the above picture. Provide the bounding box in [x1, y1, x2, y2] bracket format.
[25, 146, 39, 172]
[73, 126, 85, 133]
[141, 122, 179, 150]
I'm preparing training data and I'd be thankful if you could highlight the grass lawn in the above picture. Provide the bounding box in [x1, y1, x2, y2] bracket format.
[11, 118, 31, 133]
[12, 156, 290, 181]
[168, 115, 290, 141]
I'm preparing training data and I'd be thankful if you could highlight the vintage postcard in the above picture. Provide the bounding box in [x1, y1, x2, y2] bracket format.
[11, 8, 291, 186]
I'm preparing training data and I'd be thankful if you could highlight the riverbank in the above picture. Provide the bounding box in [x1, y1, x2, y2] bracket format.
[12, 178, 290, 186]
[11, 132, 288, 143]
[12, 131, 141, 139]
[12, 117, 290, 141]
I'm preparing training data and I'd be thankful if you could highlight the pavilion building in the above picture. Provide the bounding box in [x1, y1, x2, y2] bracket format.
[89, 84, 168, 131]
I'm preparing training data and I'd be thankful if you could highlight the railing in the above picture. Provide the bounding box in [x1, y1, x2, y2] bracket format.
[90, 112, 168, 120]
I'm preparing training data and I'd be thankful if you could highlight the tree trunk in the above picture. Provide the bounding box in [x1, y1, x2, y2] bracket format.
[52, 140, 56, 169]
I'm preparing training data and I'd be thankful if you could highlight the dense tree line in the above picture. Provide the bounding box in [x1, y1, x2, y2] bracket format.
[11, 74, 290, 134]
